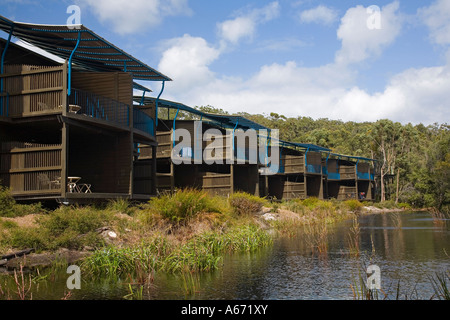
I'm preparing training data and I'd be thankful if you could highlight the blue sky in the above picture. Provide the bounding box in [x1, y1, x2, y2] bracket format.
[1, 0, 449, 125]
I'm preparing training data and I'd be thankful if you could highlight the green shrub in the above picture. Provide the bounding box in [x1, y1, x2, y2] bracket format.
[106, 198, 134, 215]
[397, 202, 411, 210]
[39, 207, 114, 235]
[0, 186, 43, 217]
[147, 188, 223, 223]
[229, 192, 267, 216]
[0, 186, 16, 216]
[301, 197, 320, 209]
[7, 227, 49, 251]
[344, 199, 363, 212]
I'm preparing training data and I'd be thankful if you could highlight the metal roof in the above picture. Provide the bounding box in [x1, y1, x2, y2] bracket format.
[329, 153, 376, 162]
[276, 140, 331, 152]
[0, 15, 171, 82]
[133, 82, 152, 93]
[133, 96, 270, 131]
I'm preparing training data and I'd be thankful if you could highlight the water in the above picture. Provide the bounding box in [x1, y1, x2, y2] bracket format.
[1, 211, 449, 300]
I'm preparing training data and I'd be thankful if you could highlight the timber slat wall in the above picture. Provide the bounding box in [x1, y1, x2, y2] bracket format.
[339, 165, 356, 179]
[282, 180, 306, 200]
[337, 185, 357, 200]
[1, 65, 64, 116]
[282, 155, 305, 174]
[155, 131, 172, 158]
[0, 142, 62, 195]
[71, 72, 132, 107]
[202, 172, 232, 196]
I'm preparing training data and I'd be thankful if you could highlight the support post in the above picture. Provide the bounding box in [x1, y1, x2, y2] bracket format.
[155, 80, 165, 128]
[152, 146, 157, 196]
[0, 25, 13, 116]
[68, 31, 81, 97]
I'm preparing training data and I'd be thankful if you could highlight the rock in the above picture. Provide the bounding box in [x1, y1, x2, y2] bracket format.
[262, 213, 278, 221]
[107, 231, 117, 239]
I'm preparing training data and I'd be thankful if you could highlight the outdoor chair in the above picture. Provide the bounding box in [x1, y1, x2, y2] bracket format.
[37, 173, 59, 190]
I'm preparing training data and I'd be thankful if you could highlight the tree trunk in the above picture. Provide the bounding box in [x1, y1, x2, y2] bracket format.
[395, 168, 400, 204]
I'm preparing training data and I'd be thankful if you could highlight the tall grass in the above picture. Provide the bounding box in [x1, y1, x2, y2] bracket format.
[142, 188, 225, 224]
[1, 206, 117, 251]
[81, 223, 272, 278]
[303, 221, 330, 254]
[430, 271, 450, 300]
[347, 216, 360, 257]
[229, 192, 268, 216]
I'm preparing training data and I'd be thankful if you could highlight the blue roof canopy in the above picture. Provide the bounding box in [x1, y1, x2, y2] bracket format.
[133, 96, 270, 131]
[0, 15, 171, 82]
[277, 140, 331, 152]
[329, 153, 376, 162]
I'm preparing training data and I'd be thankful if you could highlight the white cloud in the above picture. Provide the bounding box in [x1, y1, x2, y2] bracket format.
[217, 2, 280, 45]
[299, 5, 338, 25]
[158, 34, 221, 91]
[156, 1, 449, 125]
[419, 0, 450, 45]
[335, 1, 402, 65]
[77, 0, 192, 35]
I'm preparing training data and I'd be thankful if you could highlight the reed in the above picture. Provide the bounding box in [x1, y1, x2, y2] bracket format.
[180, 271, 201, 296]
[430, 271, 450, 300]
[350, 270, 385, 300]
[390, 211, 403, 229]
[430, 208, 447, 228]
[229, 192, 268, 216]
[347, 216, 360, 257]
[123, 283, 144, 300]
[304, 221, 329, 254]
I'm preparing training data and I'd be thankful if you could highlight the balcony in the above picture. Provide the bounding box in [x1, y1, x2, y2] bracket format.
[68, 88, 130, 128]
[133, 108, 154, 136]
[0, 64, 156, 135]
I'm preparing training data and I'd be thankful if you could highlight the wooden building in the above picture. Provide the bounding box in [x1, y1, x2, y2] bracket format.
[323, 154, 376, 200]
[133, 97, 268, 197]
[0, 16, 171, 203]
[266, 141, 330, 200]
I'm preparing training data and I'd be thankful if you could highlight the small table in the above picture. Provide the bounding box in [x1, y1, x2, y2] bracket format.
[69, 104, 81, 114]
[68, 177, 81, 193]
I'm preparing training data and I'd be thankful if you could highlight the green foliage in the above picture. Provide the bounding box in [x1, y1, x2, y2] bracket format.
[229, 192, 267, 215]
[39, 207, 113, 235]
[145, 188, 224, 223]
[82, 223, 272, 277]
[301, 197, 320, 209]
[343, 199, 363, 212]
[241, 109, 449, 210]
[2, 206, 115, 251]
[0, 186, 43, 218]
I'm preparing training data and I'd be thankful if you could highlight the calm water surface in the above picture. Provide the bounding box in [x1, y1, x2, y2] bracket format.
[1, 211, 449, 300]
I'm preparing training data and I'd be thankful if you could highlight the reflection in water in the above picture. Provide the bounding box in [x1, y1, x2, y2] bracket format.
[0, 212, 449, 300]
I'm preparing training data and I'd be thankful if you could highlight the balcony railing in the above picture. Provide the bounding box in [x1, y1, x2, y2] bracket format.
[0, 94, 9, 117]
[68, 88, 130, 127]
[327, 172, 341, 180]
[306, 164, 321, 174]
[133, 108, 154, 136]
[357, 172, 371, 180]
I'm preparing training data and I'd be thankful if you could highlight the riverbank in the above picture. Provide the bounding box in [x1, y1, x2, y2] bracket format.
[0, 190, 423, 273]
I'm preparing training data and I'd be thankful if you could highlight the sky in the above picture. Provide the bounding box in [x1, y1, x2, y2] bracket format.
[1, 0, 449, 125]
